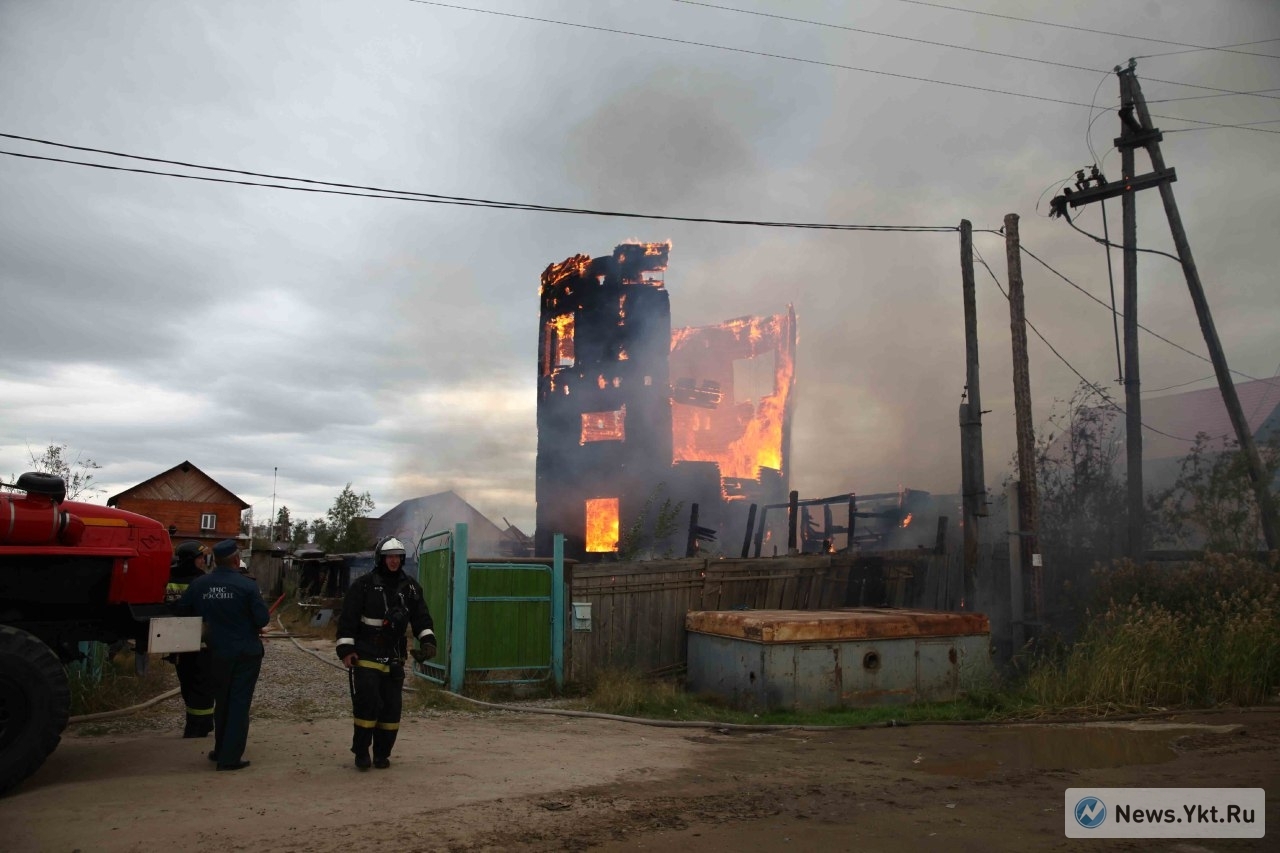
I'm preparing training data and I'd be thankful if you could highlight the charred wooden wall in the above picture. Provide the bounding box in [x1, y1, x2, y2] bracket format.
[535, 244, 674, 560]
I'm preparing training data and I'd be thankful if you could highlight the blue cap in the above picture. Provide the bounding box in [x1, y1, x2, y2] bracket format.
[212, 539, 239, 559]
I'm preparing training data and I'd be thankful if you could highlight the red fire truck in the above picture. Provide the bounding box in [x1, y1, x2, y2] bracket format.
[0, 472, 202, 795]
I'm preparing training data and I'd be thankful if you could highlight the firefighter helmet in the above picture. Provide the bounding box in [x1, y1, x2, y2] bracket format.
[174, 541, 209, 564]
[374, 536, 406, 570]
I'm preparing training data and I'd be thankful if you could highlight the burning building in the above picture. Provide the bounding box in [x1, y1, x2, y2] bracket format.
[535, 243, 797, 560]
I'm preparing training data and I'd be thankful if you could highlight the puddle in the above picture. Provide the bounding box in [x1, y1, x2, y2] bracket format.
[917, 724, 1236, 778]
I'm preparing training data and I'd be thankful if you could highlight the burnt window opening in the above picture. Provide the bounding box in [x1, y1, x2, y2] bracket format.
[580, 406, 626, 445]
[733, 351, 777, 403]
[549, 313, 575, 368]
[585, 497, 619, 553]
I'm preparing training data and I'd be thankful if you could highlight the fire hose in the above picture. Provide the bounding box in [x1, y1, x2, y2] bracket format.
[68, 592, 294, 724]
[71, 607, 1263, 731]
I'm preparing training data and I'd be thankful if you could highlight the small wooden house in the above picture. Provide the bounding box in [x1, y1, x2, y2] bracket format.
[108, 460, 249, 550]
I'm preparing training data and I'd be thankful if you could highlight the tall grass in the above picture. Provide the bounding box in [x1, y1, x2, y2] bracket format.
[1024, 555, 1280, 711]
[68, 650, 178, 716]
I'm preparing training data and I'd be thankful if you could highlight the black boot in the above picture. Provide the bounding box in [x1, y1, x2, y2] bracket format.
[372, 727, 398, 769]
[184, 715, 213, 738]
[352, 725, 374, 771]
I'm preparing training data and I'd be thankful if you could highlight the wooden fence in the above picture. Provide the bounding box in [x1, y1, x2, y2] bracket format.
[566, 545, 1009, 682]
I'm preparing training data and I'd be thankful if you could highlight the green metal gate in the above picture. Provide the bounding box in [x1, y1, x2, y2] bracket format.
[412, 523, 564, 693]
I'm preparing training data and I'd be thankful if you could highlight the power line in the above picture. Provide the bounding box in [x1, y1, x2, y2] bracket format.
[0, 139, 956, 232]
[1057, 212, 1183, 263]
[892, 0, 1280, 59]
[1165, 117, 1280, 133]
[1144, 375, 1216, 394]
[1148, 88, 1280, 105]
[972, 247, 1194, 442]
[1013, 238, 1280, 390]
[672, 0, 1280, 104]
[672, 0, 1098, 74]
[1137, 38, 1280, 60]
[401, 1, 1280, 133]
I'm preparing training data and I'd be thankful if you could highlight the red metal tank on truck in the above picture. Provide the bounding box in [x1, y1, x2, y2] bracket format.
[0, 472, 202, 795]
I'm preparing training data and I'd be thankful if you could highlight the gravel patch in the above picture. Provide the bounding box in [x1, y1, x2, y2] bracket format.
[67, 631, 568, 739]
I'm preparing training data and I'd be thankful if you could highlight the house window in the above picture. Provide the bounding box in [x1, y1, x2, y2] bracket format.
[580, 406, 626, 444]
[200, 513, 217, 531]
[585, 498, 619, 553]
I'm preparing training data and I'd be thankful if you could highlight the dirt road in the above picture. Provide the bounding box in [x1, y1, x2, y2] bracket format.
[3, 640, 1277, 852]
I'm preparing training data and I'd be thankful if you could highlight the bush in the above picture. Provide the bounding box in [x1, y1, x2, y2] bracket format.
[1024, 555, 1280, 710]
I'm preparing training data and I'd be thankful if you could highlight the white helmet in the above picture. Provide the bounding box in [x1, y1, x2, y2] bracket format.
[376, 536, 406, 558]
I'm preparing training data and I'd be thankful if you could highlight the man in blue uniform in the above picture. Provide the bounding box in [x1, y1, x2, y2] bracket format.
[165, 541, 215, 738]
[336, 536, 435, 771]
[176, 539, 269, 771]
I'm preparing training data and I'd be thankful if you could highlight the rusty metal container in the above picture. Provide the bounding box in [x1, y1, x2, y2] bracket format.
[685, 608, 993, 710]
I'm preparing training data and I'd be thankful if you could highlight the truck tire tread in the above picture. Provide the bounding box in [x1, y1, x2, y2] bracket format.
[0, 625, 72, 796]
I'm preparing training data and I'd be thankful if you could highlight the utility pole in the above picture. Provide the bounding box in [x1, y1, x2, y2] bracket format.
[270, 467, 278, 545]
[958, 220, 987, 610]
[1005, 213, 1041, 629]
[1051, 60, 1279, 552]
[1120, 70, 1145, 560]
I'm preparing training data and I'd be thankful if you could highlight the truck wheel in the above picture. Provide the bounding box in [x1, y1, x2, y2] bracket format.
[0, 626, 71, 796]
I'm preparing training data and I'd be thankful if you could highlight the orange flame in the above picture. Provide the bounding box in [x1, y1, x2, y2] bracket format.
[541, 254, 590, 290]
[581, 406, 626, 445]
[585, 498, 619, 552]
[549, 314, 575, 367]
[901, 512, 913, 528]
[669, 311, 795, 481]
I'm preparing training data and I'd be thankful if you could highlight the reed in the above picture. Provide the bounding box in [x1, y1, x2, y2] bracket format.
[1024, 555, 1280, 710]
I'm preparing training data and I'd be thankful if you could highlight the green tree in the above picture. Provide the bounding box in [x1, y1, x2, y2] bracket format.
[1032, 383, 1128, 562]
[22, 443, 103, 500]
[290, 518, 311, 548]
[617, 484, 685, 561]
[274, 506, 293, 542]
[1149, 433, 1280, 552]
[317, 484, 375, 553]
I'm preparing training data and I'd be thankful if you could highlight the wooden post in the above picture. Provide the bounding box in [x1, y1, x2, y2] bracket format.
[1006, 481, 1025, 653]
[1005, 213, 1042, 626]
[740, 503, 757, 559]
[959, 219, 987, 611]
[1119, 70, 1145, 561]
[753, 506, 768, 557]
[685, 503, 700, 558]
[1126, 65, 1279, 550]
[846, 493, 857, 553]
[787, 490, 799, 556]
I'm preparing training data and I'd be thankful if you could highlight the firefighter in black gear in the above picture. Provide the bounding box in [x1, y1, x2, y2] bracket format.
[166, 541, 216, 738]
[336, 536, 435, 770]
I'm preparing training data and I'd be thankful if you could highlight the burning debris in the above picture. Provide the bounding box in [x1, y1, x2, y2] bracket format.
[534, 242, 796, 560]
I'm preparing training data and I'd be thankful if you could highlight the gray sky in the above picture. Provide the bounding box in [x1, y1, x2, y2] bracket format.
[2, 0, 1278, 534]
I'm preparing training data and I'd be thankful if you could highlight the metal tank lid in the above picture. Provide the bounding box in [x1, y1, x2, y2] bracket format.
[685, 608, 990, 643]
